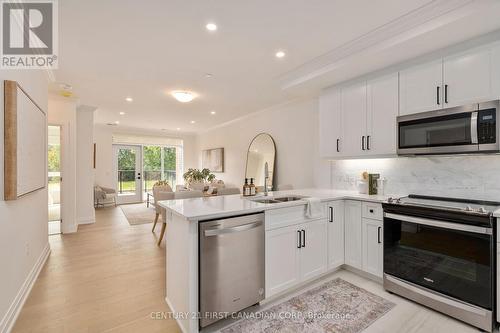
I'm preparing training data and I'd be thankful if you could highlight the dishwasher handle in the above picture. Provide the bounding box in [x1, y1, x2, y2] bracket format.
[204, 221, 263, 237]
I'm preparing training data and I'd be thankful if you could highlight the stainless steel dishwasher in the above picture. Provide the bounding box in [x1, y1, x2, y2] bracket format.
[199, 213, 265, 328]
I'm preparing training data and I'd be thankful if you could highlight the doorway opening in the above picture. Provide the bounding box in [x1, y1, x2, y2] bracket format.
[48, 125, 61, 235]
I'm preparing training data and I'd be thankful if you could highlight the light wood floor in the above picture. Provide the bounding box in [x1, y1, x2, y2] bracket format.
[12, 206, 181, 333]
[12, 206, 487, 333]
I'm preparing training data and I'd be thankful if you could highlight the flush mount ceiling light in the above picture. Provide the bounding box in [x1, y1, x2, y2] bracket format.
[275, 51, 286, 58]
[125, 97, 133, 102]
[171, 91, 196, 103]
[206, 23, 217, 31]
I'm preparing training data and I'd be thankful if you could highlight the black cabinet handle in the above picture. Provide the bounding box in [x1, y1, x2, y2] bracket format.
[329, 206, 333, 222]
[367, 135, 371, 150]
[369, 209, 374, 213]
[444, 84, 448, 104]
[362, 136, 365, 150]
[301, 229, 306, 248]
[437, 86, 440, 105]
[377, 226, 381, 244]
[336, 139, 340, 153]
[297, 230, 301, 248]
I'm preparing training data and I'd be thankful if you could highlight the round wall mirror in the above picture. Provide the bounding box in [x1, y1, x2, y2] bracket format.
[245, 133, 276, 191]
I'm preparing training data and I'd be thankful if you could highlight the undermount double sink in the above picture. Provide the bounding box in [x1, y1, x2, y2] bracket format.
[251, 196, 308, 204]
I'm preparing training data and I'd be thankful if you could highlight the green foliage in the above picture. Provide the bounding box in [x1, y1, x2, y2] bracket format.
[183, 168, 216, 184]
[47, 145, 60, 172]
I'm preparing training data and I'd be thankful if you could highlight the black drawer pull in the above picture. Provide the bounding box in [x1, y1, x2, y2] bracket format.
[369, 209, 374, 213]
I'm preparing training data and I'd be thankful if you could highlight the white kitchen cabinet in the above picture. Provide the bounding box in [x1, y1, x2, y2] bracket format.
[492, 43, 500, 98]
[443, 47, 492, 108]
[362, 218, 383, 278]
[265, 225, 301, 297]
[366, 73, 399, 155]
[300, 219, 328, 281]
[319, 88, 343, 158]
[399, 59, 443, 115]
[344, 200, 362, 269]
[327, 200, 344, 269]
[341, 82, 367, 157]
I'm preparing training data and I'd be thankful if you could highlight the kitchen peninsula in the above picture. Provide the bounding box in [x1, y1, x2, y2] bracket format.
[158, 189, 390, 333]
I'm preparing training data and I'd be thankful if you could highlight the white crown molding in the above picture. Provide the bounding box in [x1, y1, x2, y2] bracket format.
[278, 0, 492, 91]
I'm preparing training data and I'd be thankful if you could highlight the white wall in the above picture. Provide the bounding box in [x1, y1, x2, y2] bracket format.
[93, 125, 198, 189]
[0, 71, 49, 332]
[196, 99, 329, 189]
[76, 106, 96, 225]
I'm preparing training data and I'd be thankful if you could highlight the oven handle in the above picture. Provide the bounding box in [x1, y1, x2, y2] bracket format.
[384, 212, 492, 235]
[471, 111, 478, 144]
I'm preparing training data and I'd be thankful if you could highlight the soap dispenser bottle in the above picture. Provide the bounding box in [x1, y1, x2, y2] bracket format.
[249, 178, 256, 196]
[243, 178, 250, 196]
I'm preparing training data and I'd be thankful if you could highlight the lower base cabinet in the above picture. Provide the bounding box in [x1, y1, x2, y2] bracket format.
[362, 218, 383, 278]
[344, 200, 362, 269]
[327, 200, 345, 269]
[266, 219, 327, 297]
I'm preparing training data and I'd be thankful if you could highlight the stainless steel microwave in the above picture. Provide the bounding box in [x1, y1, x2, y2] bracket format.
[397, 100, 500, 155]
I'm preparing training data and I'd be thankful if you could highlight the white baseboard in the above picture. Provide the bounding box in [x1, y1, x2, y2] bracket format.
[0, 243, 50, 333]
[165, 297, 189, 333]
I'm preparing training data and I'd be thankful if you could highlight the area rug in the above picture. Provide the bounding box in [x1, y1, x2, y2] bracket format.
[120, 203, 156, 225]
[221, 278, 395, 333]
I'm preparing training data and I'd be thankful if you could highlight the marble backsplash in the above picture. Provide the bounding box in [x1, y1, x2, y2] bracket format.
[330, 155, 500, 201]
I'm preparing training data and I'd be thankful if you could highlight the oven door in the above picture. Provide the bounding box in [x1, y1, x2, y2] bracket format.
[384, 213, 493, 309]
[397, 109, 478, 155]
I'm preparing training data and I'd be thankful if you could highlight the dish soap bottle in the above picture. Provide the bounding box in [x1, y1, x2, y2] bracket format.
[249, 178, 256, 196]
[243, 178, 250, 196]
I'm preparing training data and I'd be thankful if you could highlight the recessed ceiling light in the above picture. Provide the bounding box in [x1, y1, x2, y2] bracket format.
[176, 127, 181, 131]
[125, 97, 133, 102]
[275, 51, 286, 58]
[190, 120, 196, 124]
[210, 111, 216, 115]
[206, 23, 217, 31]
[114, 120, 120, 125]
[171, 91, 196, 103]
[205, 73, 213, 78]
[119, 111, 125, 115]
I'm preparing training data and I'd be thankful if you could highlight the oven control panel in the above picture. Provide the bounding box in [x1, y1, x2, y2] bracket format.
[478, 108, 496, 144]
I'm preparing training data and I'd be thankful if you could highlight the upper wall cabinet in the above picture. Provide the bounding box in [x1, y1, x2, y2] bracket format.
[443, 47, 492, 108]
[492, 43, 500, 98]
[399, 59, 443, 116]
[319, 88, 342, 158]
[341, 82, 367, 157]
[366, 73, 399, 156]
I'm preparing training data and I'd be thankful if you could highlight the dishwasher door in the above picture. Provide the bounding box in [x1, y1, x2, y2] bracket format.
[199, 213, 265, 328]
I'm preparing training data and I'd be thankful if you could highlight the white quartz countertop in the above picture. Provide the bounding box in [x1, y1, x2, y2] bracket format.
[158, 189, 392, 221]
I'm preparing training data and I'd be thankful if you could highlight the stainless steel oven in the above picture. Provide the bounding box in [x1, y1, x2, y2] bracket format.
[383, 195, 497, 332]
[397, 100, 499, 155]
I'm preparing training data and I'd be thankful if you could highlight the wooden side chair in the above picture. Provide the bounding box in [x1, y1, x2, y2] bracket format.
[151, 184, 174, 243]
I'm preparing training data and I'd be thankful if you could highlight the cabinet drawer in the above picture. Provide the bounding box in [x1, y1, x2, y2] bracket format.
[265, 204, 326, 230]
[362, 202, 383, 221]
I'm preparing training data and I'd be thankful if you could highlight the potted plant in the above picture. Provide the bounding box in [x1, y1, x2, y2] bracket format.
[183, 168, 216, 190]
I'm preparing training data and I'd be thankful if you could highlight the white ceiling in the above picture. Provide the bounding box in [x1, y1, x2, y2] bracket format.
[54, 0, 500, 133]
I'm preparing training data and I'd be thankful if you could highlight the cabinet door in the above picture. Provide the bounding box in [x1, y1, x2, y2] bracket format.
[265, 225, 300, 297]
[300, 219, 328, 281]
[344, 200, 362, 269]
[341, 82, 367, 156]
[366, 73, 399, 156]
[399, 59, 443, 115]
[444, 47, 492, 108]
[319, 88, 343, 158]
[327, 201, 344, 269]
[491, 43, 500, 98]
[362, 218, 383, 278]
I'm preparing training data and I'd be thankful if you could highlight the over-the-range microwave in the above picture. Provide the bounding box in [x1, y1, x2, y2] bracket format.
[397, 100, 500, 155]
